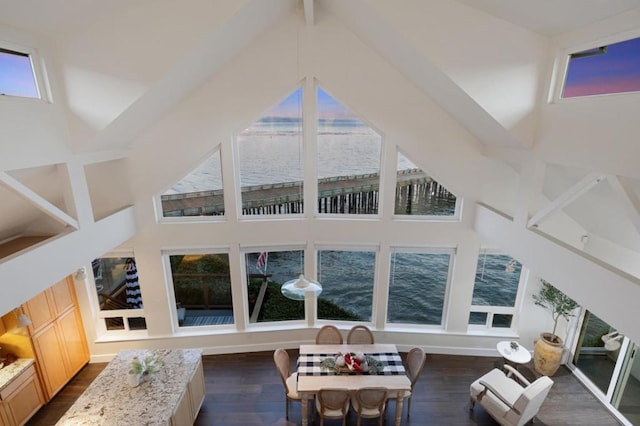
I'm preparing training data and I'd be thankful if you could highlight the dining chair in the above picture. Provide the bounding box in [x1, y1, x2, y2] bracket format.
[273, 348, 303, 420]
[351, 387, 387, 426]
[316, 388, 351, 426]
[346, 325, 375, 344]
[315, 324, 343, 344]
[389, 347, 426, 417]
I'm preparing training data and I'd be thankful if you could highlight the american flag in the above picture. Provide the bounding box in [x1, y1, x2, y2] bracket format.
[256, 252, 268, 273]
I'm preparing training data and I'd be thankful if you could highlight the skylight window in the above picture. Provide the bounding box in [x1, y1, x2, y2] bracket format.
[0, 47, 40, 99]
[563, 36, 640, 98]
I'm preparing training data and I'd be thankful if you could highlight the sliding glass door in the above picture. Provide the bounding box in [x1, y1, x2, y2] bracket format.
[573, 311, 622, 394]
[612, 343, 640, 425]
[572, 310, 640, 425]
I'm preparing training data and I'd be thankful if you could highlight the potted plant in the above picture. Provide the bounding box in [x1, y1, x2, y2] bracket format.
[532, 280, 579, 376]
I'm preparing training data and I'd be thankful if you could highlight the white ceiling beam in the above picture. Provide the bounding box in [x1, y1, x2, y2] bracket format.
[75, 149, 129, 165]
[514, 159, 545, 228]
[607, 175, 640, 236]
[0, 172, 79, 229]
[475, 203, 640, 346]
[303, 0, 314, 25]
[527, 172, 606, 229]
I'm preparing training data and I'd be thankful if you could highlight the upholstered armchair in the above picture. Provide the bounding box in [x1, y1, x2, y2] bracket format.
[470, 364, 553, 426]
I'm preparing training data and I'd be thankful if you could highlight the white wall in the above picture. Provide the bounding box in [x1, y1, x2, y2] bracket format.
[537, 9, 640, 179]
[334, 0, 549, 147]
[0, 24, 72, 171]
[475, 204, 640, 346]
[0, 207, 137, 315]
[2, 1, 637, 365]
[75, 12, 537, 359]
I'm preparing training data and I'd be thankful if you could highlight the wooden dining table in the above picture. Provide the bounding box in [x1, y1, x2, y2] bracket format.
[297, 343, 411, 426]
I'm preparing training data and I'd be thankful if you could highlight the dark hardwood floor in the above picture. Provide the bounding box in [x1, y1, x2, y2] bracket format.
[28, 350, 621, 425]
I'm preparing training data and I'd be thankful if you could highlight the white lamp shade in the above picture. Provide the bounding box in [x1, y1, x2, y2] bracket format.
[281, 274, 322, 300]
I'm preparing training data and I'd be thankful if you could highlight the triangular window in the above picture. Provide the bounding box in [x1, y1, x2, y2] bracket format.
[395, 150, 457, 216]
[237, 87, 303, 215]
[317, 86, 381, 215]
[160, 149, 224, 217]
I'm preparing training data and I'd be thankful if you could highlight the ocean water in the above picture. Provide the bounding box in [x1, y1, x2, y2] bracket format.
[169, 120, 413, 193]
[249, 251, 520, 324]
[178, 119, 518, 323]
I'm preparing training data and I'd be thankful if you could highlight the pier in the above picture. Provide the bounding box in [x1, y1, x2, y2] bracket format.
[161, 169, 454, 216]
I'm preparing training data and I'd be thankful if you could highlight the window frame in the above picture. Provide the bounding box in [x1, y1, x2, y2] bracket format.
[86, 250, 148, 339]
[551, 29, 640, 103]
[315, 84, 386, 219]
[154, 146, 226, 223]
[315, 243, 380, 325]
[163, 246, 236, 332]
[240, 244, 308, 327]
[234, 86, 306, 220]
[0, 40, 49, 102]
[392, 148, 462, 221]
[386, 246, 455, 329]
[468, 249, 527, 332]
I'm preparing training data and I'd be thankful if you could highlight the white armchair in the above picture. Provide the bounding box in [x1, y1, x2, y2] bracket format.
[470, 364, 553, 426]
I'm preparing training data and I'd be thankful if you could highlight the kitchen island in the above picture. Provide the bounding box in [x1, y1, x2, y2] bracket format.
[56, 348, 204, 426]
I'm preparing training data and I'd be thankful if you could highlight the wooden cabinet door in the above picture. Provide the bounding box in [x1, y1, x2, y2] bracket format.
[189, 359, 205, 421]
[2, 370, 44, 426]
[170, 389, 193, 426]
[31, 323, 69, 400]
[49, 278, 75, 316]
[23, 292, 54, 334]
[57, 309, 89, 377]
[0, 404, 9, 426]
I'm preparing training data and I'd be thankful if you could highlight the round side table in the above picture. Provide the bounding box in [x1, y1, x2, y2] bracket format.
[497, 341, 531, 367]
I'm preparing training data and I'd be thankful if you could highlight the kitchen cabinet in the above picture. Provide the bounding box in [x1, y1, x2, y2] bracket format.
[57, 308, 88, 376]
[0, 364, 45, 426]
[49, 278, 75, 316]
[23, 276, 89, 401]
[30, 322, 69, 399]
[23, 278, 74, 335]
[189, 359, 205, 419]
[0, 404, 8, 426]
[171, 390, 192, 426]
[21, 292, 53, 334]
[170, 356, 205, 425]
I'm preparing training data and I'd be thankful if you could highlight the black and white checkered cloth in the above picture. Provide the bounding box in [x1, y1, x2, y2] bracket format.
[297, 352, 406, 376]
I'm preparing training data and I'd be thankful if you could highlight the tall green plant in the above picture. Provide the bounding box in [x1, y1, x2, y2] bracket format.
[532, 280, 579, 343]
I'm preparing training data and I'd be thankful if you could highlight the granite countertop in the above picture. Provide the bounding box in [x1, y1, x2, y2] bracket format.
[0, 358, 35, 392]
[56, 348, 202, 425]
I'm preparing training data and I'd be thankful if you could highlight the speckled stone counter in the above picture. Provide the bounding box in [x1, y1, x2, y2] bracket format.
[0, 358, 34, 392]
[56, 348, 203, 425]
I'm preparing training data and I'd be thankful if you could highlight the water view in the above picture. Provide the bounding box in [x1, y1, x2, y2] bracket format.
[247, 250, 519, 324]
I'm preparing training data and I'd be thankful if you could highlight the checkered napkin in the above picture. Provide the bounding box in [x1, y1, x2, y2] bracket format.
[297, 352, 405, 376]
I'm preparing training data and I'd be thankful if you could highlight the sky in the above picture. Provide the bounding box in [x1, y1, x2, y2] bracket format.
[267, 86, 358, 120]
[0, 50, 39, 98]
[563, 36, 640, 98]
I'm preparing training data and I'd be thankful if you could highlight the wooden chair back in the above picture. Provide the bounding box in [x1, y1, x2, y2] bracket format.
[347, 325, 375, 344]
[273, 348, 291, 389]
[317, 388, 350, 425]
[406, 347, 426, 388]
[353, 387, 387, 425]
[315, 325, 343, 344]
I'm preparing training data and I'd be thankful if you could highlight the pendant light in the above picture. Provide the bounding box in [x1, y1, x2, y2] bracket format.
[14, 308, 32, 327]
[281, 274, 322, 301]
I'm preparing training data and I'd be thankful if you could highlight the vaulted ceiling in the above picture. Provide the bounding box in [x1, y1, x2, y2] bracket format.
[2, 0, 640, 278]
